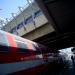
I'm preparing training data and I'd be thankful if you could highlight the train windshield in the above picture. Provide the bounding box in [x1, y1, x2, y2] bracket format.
[0, 32, 9, 53]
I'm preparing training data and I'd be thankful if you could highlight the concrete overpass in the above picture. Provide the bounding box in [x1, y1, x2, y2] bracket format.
[1, 1, 55, 48]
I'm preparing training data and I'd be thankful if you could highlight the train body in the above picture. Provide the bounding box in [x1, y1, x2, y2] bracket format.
[0, 30, 53, 75]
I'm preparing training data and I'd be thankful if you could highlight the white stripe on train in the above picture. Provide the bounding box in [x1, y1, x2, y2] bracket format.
[0, 59, 46, 75]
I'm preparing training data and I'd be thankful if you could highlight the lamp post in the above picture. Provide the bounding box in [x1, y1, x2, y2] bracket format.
[11, 13, 18, 35]
[0, 9, 4, 30]
[0, 20, 4, 29]
[27, 0, 36, 27]
[18, 6, 26, 31]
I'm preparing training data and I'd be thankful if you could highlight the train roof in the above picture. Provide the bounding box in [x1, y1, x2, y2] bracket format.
[0, 30, 47, 53]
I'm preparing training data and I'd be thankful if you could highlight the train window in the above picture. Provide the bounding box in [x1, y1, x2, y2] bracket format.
[38, 44, 47, 53]
[32, 43, 41, 54]
[0, 33, 8, 46]
[0, 33, 9, 53]
[16, 41, 28, 53]
[0, 45, 9, 53]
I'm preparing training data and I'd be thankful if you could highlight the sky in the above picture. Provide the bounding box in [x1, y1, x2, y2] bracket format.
[0, 0, 28, 21]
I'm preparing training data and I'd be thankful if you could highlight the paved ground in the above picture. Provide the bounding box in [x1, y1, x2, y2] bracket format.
[59, 60, 75, 75]
[40, 59, 75, 75]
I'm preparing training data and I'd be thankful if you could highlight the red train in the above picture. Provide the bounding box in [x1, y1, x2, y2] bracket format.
[0, 30, 52, 75]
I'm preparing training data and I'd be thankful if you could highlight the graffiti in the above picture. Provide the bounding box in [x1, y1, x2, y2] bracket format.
[10, 10, 42, 33]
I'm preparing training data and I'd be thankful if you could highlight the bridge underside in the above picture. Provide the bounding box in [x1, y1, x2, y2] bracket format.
[34, 32, 75, 52]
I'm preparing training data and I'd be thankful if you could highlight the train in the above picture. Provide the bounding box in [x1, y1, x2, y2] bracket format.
[0, 30, 57, 75]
